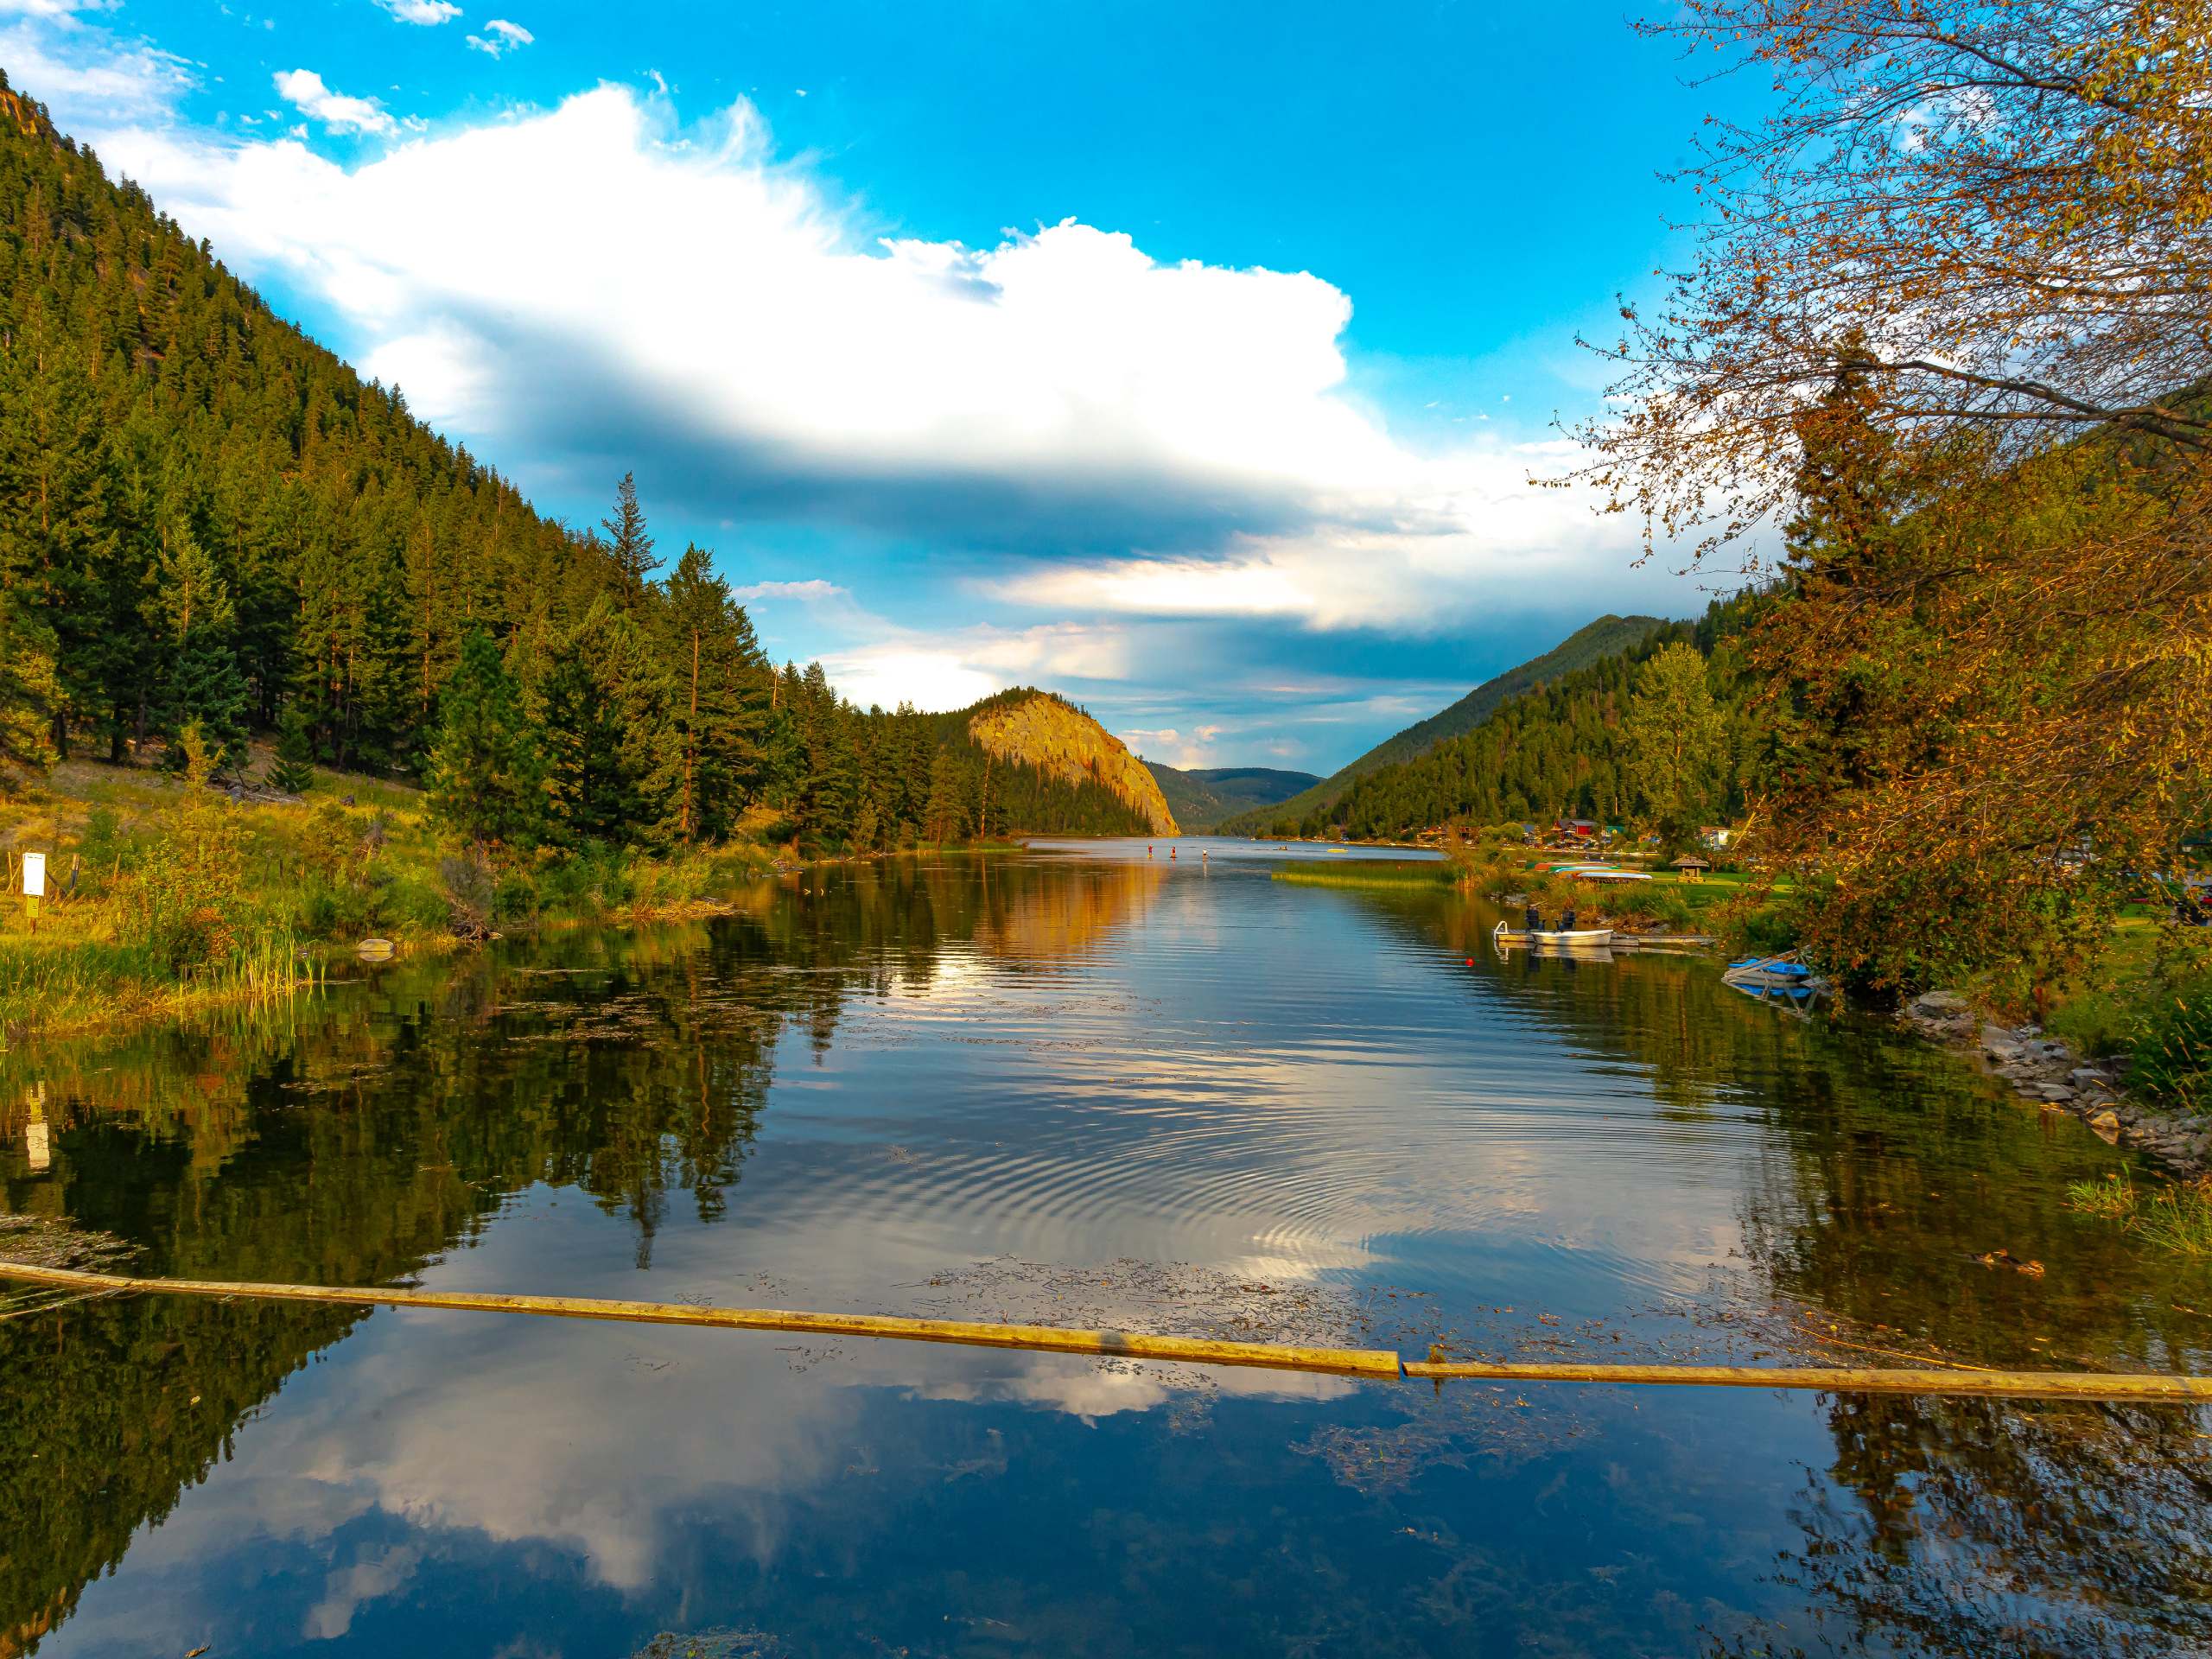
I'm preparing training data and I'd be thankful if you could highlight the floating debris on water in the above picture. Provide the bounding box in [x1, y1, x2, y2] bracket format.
[632, 1630, 786, 1659]
[0, 1215, 136, 1321]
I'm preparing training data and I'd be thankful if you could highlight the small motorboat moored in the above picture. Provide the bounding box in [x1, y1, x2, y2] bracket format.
[1492, 920, 1615, 950]
[1723, 954, 1831, 1006]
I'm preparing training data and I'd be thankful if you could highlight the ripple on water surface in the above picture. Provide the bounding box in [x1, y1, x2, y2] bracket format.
[3, 849, 2202, 1659]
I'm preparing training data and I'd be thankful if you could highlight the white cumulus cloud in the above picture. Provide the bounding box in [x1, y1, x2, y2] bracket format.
[819, 623, 1131, 712]
[373, 0, 460, 24]
[465, 17, 531, 56]
[0, 16, 189, 125]
[0, 0, 113, 20]
[729, 578, 846, 604]
[1000, 436, 1669, 633]
[79, 81, 1675, 633]
[272, 67, 397, 136]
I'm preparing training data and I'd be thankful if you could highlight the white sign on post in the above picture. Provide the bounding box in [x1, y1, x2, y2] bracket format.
[20, 853, 43, 898]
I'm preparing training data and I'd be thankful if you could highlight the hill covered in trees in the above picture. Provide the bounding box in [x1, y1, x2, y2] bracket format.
[970, 694, 1177, 834]
[1219, 614, 1669, 833]
[1249, 601, 1759, 842]
[1142, 764, 1316, 831]
[0, 74, 1149, 851]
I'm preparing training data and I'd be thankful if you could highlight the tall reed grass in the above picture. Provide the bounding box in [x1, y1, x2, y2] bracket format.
[2063, 1171, 2212, 1255]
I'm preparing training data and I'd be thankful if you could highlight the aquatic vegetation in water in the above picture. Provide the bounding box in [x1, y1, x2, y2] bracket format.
[2063, 1171, 2212, 1254]
[1271, 860, 1456, 890]
[632, 1630, 785, 1659]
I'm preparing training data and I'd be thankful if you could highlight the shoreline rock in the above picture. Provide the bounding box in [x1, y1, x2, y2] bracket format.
[1899, 990, 2209, 1173]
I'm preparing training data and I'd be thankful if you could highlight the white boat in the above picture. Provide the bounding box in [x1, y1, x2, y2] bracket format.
[1492, 920, 1614, 950]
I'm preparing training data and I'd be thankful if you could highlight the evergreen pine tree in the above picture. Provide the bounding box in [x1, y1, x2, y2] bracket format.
[0, 590, 59, 791]
[849, 793, 880, 854]
[1764, 346, 1929, 808]
[658, 544, 768, 842]
[925, 748, 967, 843]
[541, 601, 677, 846]
[1624, 641, 1727, 849]
[794, 660, 858, 842]
[265, 699, 317, 795]
[601, 472, 661, 606]
[0, 327, 122, 760]
[148, 523, 251, 779]
[427, 632, 547, 847]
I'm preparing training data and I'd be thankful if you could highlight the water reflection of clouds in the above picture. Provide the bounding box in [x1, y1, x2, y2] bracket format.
[29, 859, 2201, 1659]
[86, 1285, 1365, 1648]
[35, 863, 1806, 1653]
[734, 906, 1758, 1309]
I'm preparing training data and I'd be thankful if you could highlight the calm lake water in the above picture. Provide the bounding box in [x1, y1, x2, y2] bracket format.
[3, 844, 2209, 1657]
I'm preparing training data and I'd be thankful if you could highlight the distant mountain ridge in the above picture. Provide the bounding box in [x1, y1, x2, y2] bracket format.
[1143, 764, 1320, 831]
[1219, 614, 1672, 834]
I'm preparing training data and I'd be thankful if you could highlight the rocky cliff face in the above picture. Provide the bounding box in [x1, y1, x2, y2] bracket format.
[968, 695, 1179, 836]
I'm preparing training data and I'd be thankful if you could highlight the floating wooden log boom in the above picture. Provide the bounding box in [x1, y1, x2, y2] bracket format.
[0, 1261, 1396, 1377]
[3, 1260, 2209, 1402]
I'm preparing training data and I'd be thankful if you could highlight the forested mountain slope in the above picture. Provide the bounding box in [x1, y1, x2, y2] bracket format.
[1144, 764, 1318, 831]
[970, 694, 1177, 834]
[1218, 614, 1669, 833]
[1249, 601, 1759, 840]
[0, 73, 1146, 849]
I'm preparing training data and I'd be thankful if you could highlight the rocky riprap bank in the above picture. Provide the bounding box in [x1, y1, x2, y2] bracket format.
[1902, 991, 2209, 1171]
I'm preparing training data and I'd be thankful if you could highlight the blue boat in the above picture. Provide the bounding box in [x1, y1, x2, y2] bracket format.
[1723, 954, 1829, 1004]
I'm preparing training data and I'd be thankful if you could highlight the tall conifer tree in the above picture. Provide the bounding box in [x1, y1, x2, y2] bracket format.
[427, 632, 546, 846]
[658, 544, 769, 843]
[541, 601, 677, 846]
[601, 473, 661, 607]
[148, 523, 251, 778]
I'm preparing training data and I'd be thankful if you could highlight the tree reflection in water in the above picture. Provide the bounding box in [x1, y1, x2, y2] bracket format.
[0, 856, 1164, 1655]
[1725, 1395, 2212, 1659]
[2, 864, 2207, 1658]
[1353, 885, 2212, 1659]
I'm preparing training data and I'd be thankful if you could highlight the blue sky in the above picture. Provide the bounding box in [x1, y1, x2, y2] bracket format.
[5, 0, 1743, 772]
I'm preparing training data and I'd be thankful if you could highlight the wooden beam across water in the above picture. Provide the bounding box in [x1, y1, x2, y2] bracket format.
[4, 1260, 2210, 1402]
[0, 1261, 1401, 1377]
[1399, 1357, 2212, 1402]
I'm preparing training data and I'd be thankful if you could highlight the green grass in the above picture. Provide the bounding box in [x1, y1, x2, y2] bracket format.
[2064, 1172, 2212, 1255]
[2043, 983, 2145, 1058]
[0, 931, 315, 1045]
[2064, 1171, 2142, 1221]
[0, 753, 793, 1044]
[1272, 860, 1458, 891]
[2021, 916, 2206, 1065]
[1, 748, 1103, 1043]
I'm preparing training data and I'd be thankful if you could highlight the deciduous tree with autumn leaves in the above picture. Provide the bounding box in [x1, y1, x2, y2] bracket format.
[1582, 0, 2212, 999]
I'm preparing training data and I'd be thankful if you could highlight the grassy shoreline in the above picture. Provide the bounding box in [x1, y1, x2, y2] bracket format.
[0, 755, 1040, 1047]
